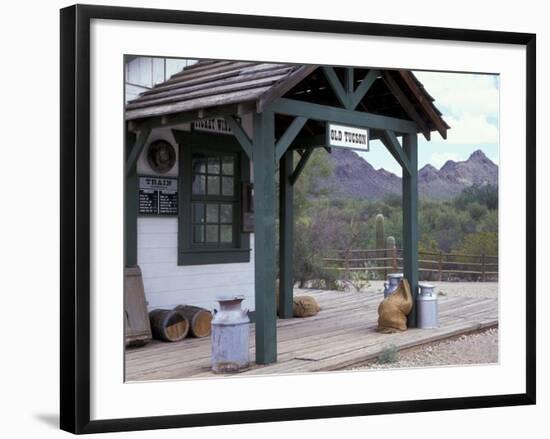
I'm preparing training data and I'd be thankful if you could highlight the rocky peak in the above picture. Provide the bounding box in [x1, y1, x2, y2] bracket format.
[323, 148, 498, 200]
[418, 164, 439, 183]
[468, 149, 491, 163]
[440, 159, 458, 173]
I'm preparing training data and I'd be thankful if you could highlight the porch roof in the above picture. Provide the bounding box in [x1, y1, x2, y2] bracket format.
[125, 60, 450, 140]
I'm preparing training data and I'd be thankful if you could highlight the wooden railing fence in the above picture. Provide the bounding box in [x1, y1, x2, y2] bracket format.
[323, 248, 498, 281]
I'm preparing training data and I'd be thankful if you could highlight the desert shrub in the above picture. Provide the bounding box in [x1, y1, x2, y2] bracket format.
[476, 210, 498, 233]
[454, 184, 498, 210]
[346, 266, 371, 292]
[468, 202, 489, 221]
[419, 236, 439, 253]
[456, 231, 498, 256]
[378, 344, 399, 364]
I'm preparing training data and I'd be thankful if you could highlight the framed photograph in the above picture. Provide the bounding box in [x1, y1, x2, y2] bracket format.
[60, 4, 536, 434]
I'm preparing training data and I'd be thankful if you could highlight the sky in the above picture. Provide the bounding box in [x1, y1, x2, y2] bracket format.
[358, 71, 500, 175]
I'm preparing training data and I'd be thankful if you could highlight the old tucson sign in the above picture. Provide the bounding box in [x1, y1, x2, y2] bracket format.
[326, 123, 369, 152]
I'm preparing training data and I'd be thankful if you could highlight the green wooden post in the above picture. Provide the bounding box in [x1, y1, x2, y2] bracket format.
[279, 149, 294, 318]
[402, 133, 419, 327]
[253, 111, 278, 364]
[125, 130, 138, 267]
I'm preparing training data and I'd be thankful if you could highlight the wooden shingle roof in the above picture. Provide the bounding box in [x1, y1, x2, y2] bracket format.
[126, 60, 449, 139]
[125, 62, 314, 120]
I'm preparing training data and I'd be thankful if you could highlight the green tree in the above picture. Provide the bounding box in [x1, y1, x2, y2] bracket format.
[454, 184, 498, 210]
[457, 231, 498, 256]
[419, 236, 439, 253]
[468, 202, 488, 222]
[292, 148, 336, 286]
[292, 148, 332, 218]
[476, 210, 498, 233]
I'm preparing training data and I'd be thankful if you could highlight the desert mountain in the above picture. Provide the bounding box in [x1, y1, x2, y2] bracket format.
[323, 148, 497, 200]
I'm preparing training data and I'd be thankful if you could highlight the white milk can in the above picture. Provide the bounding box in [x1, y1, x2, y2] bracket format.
[211, 295, 250, 373]
[417, 282, 439, 329]
[383, 273, 404, 298]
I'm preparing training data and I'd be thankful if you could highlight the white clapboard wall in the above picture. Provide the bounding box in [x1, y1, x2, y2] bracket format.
[137, 217, 255, 313]
[135, 123, 255, 313]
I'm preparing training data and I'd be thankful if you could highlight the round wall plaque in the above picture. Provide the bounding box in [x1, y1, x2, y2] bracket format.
[146, 140, 176, 174]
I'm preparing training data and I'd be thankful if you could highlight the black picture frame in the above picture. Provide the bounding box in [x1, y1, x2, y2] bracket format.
[60, 4, 536, 434]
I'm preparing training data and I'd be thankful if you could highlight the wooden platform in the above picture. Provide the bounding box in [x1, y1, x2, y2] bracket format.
[125, 288, 498, 381]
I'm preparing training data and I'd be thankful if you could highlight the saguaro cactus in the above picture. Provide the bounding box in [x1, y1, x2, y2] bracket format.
[375, 214, 385, 250]
[375, 214, 385, 278]
[387, 236, 397, 272]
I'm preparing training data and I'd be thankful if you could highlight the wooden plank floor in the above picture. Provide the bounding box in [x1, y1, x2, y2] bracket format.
[125, 288, 498, 381]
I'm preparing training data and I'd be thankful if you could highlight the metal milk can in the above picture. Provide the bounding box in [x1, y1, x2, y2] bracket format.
[383, 273, 403, 298]
[416, 282, 439, 329]
[211, 295, 250, 373]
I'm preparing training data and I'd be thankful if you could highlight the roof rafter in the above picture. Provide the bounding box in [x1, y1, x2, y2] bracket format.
[398, 70, 449, 139]
[381, 71, 432, 140]
[257, 65, 318, 113]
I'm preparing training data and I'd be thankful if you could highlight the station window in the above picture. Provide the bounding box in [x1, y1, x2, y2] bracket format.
[191, 153, 237, 246]
[174, 131, 251, 265]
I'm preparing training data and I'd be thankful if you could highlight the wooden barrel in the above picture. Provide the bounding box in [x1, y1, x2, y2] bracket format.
[149, 309, 189, 342]
[175, 305, 213, 338]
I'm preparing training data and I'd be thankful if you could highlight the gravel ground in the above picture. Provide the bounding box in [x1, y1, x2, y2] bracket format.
[356, 281, 499, 369]
[354, 327, 498, 370]
[366, 280, 498, 299]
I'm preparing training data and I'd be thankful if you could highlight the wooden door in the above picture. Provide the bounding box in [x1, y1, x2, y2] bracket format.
[124, 266, 152, 346]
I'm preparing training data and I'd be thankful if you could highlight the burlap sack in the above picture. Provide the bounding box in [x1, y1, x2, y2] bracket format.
[275, 280, 321, 317]
[377, 278, 413, 333]
[293, 296, 321, 317]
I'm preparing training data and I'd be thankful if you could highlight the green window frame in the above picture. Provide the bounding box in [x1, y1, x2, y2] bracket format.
[174, 130, 251, 265]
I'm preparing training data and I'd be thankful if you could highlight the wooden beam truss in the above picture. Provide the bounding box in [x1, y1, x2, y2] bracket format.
[275, 116, 308, 161]
[378, 130, 412, 176]
[322, 66, 351, 109]
[224, 115, 253, 159]
[268, 97, 418, 134]
[125, 127, 151, 177]
[351, 69, 379, 110]
[322, 67, 380, 111]
[289, 148, 314, 186]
